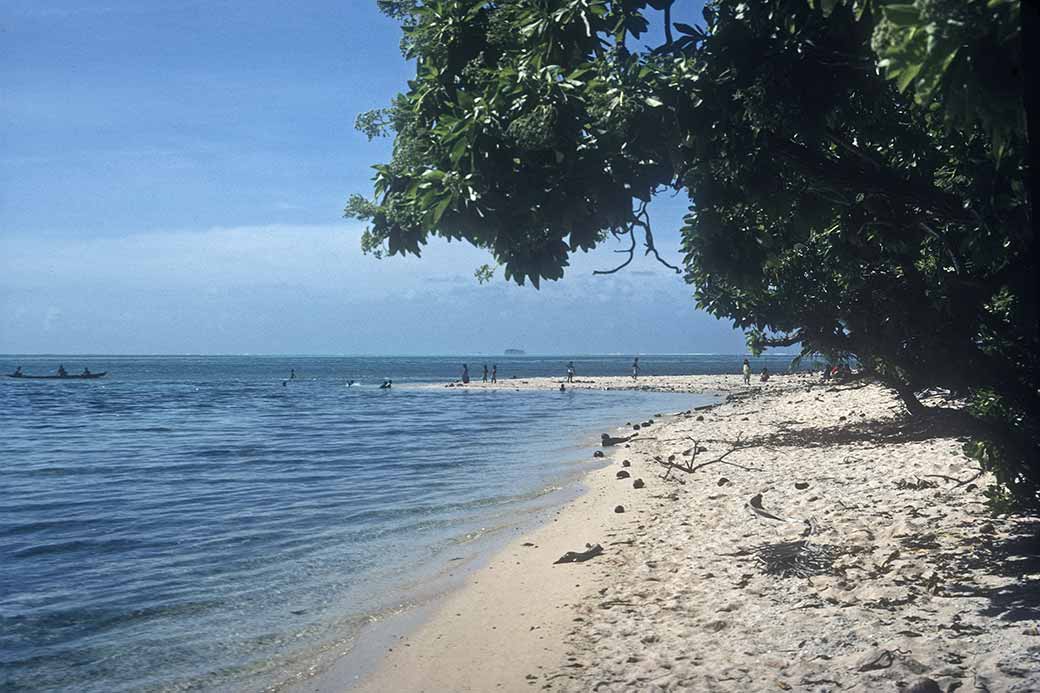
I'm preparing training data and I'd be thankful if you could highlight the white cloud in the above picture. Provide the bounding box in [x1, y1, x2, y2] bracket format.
[0, 223, 739, 354]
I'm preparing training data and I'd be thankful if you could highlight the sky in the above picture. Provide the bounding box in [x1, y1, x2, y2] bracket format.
[0, 0, 744, 355]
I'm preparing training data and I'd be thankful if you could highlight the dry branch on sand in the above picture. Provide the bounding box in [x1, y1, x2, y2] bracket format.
[656, 434, 763, 480]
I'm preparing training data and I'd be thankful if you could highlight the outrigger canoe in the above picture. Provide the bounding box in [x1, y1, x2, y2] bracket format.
[7, 372, 107, 380]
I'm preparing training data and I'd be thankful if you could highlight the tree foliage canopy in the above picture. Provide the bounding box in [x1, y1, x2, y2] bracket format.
[349, 0, 1034, 509]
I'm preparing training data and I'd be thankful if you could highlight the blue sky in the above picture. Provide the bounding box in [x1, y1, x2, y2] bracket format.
[0, 0, 744, 355]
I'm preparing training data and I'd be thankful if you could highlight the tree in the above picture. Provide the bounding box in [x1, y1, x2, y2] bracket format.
[348, 0, 1034, 509]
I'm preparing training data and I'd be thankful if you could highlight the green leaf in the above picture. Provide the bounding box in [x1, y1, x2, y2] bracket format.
[432, 194, 453, 223]
[881, 4, 921, 27]
[894, 60, 923, 92]
[449, 137, 469, 165]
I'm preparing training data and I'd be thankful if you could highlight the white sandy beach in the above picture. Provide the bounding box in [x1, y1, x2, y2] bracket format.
[428, 373, 751, 395]
[310, 374, 1040, 693]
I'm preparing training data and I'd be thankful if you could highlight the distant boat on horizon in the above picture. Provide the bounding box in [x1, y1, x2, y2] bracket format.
[504, 348, 526, 355]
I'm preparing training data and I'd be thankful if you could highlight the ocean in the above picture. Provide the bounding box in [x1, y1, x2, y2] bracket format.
[0, 354, 795, 692]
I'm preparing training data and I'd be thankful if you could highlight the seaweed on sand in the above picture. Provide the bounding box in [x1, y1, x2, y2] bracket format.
[752, 540, 844, 578]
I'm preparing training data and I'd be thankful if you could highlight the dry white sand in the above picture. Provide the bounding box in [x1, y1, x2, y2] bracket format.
[422, 373, 751, 395]
[318, 375, 1040, 693]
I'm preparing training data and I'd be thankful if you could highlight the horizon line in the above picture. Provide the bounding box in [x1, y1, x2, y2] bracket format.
[0, 352, 799, 358]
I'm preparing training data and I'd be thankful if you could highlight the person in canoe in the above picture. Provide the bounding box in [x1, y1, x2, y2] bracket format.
[57, 365, 67, 377]
[82, 367, 92, 376]
[380, 378, 393, 389]
[12, 366, 23, 377]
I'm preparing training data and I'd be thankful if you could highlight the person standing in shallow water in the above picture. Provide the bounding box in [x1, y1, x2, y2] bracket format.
[491, 364, 497, 383]
[482, 364, 488, 383]
[566, 361, 575, 383]
[742, 358, 751, 386]
[632, 357, 640, 379]
[461, 364, 470, 384]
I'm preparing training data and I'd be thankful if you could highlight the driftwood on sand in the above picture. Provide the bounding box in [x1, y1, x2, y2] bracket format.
[601, 433, 638, 447]
[554, 543, 604, 564]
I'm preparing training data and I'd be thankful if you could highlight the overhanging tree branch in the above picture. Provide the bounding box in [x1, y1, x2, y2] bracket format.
[593, 226, 637, 275]
[594, 202, 682, 275]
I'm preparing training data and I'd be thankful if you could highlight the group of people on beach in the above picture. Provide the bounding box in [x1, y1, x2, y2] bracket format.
[276, 356, 857, 393]
[741, 359, 772, 385]
[740, 358, 854, 386]
[454, 358, 646, 388]
[822, 362, 854, 382]
[459, 363, 497, 384]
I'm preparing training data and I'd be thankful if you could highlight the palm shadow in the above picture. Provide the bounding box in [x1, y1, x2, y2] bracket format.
[941, 525, 1040, 623]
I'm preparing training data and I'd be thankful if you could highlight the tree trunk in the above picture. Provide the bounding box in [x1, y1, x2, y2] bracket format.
[889, 380, 927, 416]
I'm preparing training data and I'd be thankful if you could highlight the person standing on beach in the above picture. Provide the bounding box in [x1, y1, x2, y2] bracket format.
[491, 364, 497, 383]
[462, 364, 470, 384]
[566, 361, 575, 383]
[632, 357, 640, 379]
[482, 364, 488, 382]
[742, 358, 751, 386]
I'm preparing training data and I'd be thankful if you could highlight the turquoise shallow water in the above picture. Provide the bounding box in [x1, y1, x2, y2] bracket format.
[0, 354, 793, 691]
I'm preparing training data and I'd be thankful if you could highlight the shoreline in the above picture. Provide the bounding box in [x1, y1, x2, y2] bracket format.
[300, 374, 1040, 692]
[329, 414, 682, 693]
[286, 383, 721, 693]
[281, 468, 599, 693]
